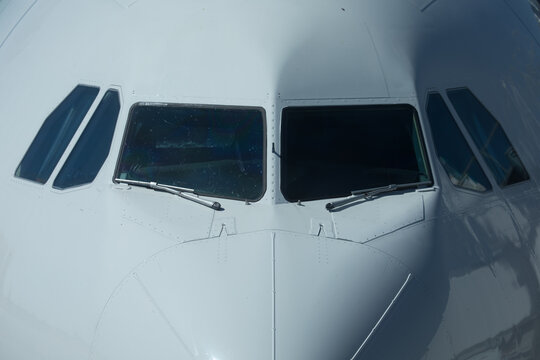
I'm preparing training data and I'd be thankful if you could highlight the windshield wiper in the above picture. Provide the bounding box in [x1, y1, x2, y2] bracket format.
[115, 178, 222, 210]
[325, 181, 432, 211]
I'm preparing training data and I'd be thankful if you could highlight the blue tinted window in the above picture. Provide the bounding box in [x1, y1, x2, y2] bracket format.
[15, 85, 99, 183]
[116, 104, 265, 201]
[426, 93, 492, 192]
[53, 90, 121, 189]
[447, 88, 529, 187]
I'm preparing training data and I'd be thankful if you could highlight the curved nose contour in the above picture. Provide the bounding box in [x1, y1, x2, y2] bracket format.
[90, 231, 411, 360]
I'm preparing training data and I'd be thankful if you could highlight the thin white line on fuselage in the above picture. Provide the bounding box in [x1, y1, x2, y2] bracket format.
[350, 273, 413, 359]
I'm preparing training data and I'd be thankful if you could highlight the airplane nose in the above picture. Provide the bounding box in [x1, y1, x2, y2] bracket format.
[90, 231, 412, 360]
[273, 233, 412, 360]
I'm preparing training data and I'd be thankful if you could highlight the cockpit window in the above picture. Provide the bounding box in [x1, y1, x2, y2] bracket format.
[53, 89, 121, 189]
[280, 104, 432, 201]
[115, 104, 265, 201]
[447, 88, 529, 187]
[426, 93, 492, 192]
[15, 85, 99, 183]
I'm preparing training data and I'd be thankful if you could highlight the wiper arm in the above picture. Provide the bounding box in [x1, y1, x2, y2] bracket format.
[326, 181, 432, 211]
[115, 178, 222, 210]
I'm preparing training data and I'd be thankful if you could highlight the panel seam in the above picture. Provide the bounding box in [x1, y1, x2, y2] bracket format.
[0, 0, 39, 50]
[350, 273, 413, 359]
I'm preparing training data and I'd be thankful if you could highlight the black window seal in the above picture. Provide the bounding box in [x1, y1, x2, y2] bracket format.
[112, 102, 268, 203]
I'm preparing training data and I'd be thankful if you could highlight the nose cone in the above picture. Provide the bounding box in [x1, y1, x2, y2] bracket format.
[274, 234, 411, 359]
[90, 232, 411, 360]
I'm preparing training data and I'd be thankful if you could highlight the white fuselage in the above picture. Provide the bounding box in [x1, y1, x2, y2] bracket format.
[1, 0, 540, 359]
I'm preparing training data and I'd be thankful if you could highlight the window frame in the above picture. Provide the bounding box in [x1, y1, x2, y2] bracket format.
[113, 102, 268, 202]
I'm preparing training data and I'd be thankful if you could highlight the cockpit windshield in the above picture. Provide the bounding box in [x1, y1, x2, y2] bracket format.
[280, 104, 432, 201]
[115, 104, 265, 201]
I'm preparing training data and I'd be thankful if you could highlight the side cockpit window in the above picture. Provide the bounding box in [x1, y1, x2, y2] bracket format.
[281, 105, 432, 201]
[426, 93, 492, 192]
[15, 85, 99, 183]
[115, 104, 265, 201]
[53, 89, 121, 189]
[447, 88, 529, 187]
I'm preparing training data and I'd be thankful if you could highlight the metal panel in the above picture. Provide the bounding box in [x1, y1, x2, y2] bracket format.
[332, 193, 424, 243]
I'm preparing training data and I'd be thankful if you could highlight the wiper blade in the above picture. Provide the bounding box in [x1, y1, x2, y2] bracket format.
[326, 181, 432, 211]
[115, 178, 222, 210]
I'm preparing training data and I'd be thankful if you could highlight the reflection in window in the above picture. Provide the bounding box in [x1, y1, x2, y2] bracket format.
[281, 105, 432, 201]
[116, 104, 265, 201]
[15, 85, 99, 183]
[447, 88, 529, 187]
[53, 90, 121, 189]
[530, 0, 540, 23]
[426, 93, 491, 192]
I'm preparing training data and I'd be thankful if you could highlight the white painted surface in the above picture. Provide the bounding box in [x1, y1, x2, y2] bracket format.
[0, 0, 539, 359]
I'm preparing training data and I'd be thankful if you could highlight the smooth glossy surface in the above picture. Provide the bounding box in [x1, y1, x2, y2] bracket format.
[54, 89, 121, 189]
[426, 92, 492, 192]
[116, 104, 265, 201]
[15, 85, 99, 183]
[280, 105, 431, 201]
[447, 88, 530, 187]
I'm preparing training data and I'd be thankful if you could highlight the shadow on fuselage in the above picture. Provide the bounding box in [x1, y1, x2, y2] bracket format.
[358, 236, 450, 360]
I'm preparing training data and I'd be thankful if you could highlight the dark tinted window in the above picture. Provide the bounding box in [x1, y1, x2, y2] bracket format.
[426, 93, 491, 192]
[281, 105, 432, 201]
[447, 88, 529, 187]
[116, 104, 265, 201]
[53, 90, 121, 189]
[15, 85, 99, 183]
